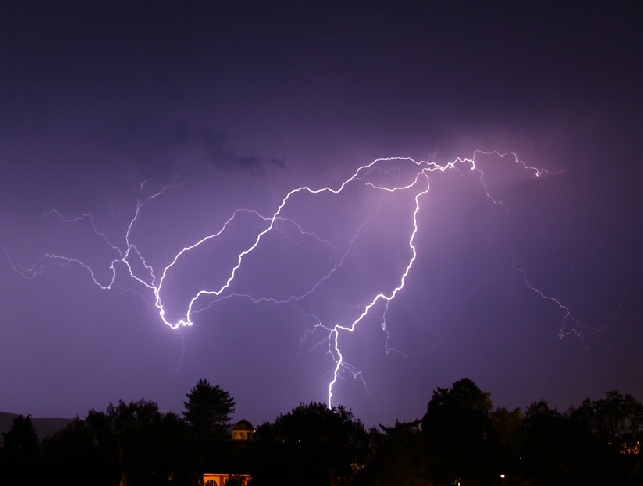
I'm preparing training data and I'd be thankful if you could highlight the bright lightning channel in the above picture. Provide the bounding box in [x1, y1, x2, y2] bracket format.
[7, 151, 571, 408]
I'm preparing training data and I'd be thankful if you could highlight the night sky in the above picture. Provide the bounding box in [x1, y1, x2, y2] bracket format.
[1, 1, 642, 427]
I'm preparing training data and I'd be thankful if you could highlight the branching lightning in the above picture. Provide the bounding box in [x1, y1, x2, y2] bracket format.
[5, 151, 577, 407]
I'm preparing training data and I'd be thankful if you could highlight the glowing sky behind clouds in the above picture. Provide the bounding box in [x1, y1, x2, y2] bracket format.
[1, 1, 642, 426]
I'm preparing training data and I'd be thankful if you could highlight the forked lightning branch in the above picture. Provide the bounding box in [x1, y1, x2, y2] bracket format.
[5, 151, 583, 407]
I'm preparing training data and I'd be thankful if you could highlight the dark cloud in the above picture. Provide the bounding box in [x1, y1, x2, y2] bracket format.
[95, 118, 285, 175]
[198, 127, 268, 174]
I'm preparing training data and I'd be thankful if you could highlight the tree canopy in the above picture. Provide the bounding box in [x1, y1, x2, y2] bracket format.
[183, 378, 236, 442]
[420, 378, 498, 485]
[253, 402, 369, 485]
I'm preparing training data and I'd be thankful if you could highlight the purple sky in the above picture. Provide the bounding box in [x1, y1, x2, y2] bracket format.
[1, 2, 642, 427]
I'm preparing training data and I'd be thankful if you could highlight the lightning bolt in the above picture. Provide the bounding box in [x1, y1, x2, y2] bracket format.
[5, 151, 572, 408]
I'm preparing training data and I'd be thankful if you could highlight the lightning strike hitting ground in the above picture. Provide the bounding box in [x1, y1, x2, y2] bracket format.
[5, 151, 579, 407]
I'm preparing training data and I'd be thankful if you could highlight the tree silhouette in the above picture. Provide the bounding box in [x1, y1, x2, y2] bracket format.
[253, 402, 369, 485]
[568, 391, 643, 484]
[516, 400, 598, 485]
[355, 420, 431, 485]
[569, 391, 643, 453]
[1, 414, 40, 460]
[421, 378, 498, 485]
[43, 412, 119, 486]
[43, 401, 199, 486]
[0, 414, 43, 484]
[183, 379, 236, 442]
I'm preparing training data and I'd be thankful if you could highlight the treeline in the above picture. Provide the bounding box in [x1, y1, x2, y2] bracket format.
[360, 379, 643, 485]
[1, 378, 642, 485]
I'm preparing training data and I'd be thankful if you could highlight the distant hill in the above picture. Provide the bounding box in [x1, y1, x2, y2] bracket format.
[0, 412, 72, 442]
